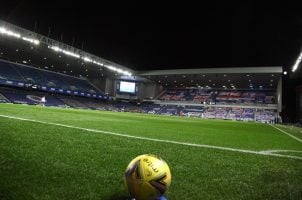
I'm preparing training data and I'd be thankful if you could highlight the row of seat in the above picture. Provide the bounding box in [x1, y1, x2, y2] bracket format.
[159, 89, 276, 104]
[141, 104, 276, 123]
[0, 59, 101, 95]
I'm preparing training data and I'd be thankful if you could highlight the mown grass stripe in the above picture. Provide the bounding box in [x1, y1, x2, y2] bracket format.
[1, 114, 302, 161]
[269, 124, 302, 143]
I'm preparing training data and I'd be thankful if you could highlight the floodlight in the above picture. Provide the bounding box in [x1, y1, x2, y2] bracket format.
[22, 37, 40, 45]
[292, 51, 302, 72]
[0, 27, 21, 38]
[50, 46, 80, 58]
[83, 57, 92, 62]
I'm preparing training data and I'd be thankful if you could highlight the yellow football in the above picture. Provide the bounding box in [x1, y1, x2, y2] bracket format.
[124, 154, 172, 200]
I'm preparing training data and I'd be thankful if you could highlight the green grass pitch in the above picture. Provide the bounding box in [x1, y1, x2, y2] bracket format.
[0, 103, 301, 200]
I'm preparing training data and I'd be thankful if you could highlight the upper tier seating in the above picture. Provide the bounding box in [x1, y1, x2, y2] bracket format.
[0, 61, 23, 81]
[159, 88, 276, 105]
[0, 59, 102, 96]
[159, 89, 214, 102]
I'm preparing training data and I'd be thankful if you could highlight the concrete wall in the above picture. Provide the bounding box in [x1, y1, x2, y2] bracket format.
[139, 82, 164, 100]
[105, 78, 116, 96]
[114, 81, 163, 101]
[277, 77, 282, 114]
[115, 93, 139, 100]
[89, 78, 107, 93]
[296, 85, 302, 121]
[89, 77, 115, 96]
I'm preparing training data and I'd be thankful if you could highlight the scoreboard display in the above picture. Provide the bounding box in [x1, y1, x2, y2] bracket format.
[116, 80, 138, 95]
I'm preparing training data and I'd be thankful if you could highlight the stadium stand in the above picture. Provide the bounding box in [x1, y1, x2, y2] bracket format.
[181, 106, 205, 117]
[0, 59, 104, 97]
[255, 109, 276, 123]
[13, 64, 46, 86]
[144, 87, 278, 122]
[0, 20, 282, 124]
[159, 88, 274, 104]
[193, 90, 215, 103]
[0, 60, 23, 82]
[203, 107, 217, 119]
[159, 88, 276, 105]
[0, 82, 278, 123]
[215, 107, 229, 119]
[0, 87, 65, 106]
[58, 95, 113, 110]
[156, 105, 182, 116]
[0, 92, 10, 103]
[226, 107, 243, 120]
[242, 108, 255, 121]
[140, 103, 162, 114]
[159, 88, 214, 102]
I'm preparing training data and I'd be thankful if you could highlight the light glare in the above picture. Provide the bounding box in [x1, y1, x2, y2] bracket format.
[0, 27, 21, 38]
[292, 51, 302, 72]
[0, 25, 132, 76]
[22, 37, 40, 45]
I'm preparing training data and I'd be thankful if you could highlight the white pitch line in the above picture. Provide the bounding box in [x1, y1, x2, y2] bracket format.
[0, 114, 302, 161]
[259, 149, 302, 154]
[269, 124, 302, 143]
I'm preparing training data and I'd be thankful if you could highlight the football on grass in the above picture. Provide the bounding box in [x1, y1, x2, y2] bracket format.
[124, 154, 171, 200]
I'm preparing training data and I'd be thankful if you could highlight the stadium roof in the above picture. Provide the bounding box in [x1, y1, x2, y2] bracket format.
[138, 67, 283, 76]
[0, 19, 133, 77]
[136, 67, 283, 89]
[140, 73, 281, 90]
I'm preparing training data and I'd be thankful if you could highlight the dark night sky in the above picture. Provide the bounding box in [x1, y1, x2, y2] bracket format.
[1, 1, 302, 72]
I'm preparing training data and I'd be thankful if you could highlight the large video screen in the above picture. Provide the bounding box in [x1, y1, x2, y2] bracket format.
[119, 81, 136, 93]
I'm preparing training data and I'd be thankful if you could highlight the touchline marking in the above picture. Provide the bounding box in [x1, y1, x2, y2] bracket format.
[1, 114, 302, 161]
[269, 124, 302, 143]
[259, 150, 302, 154]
